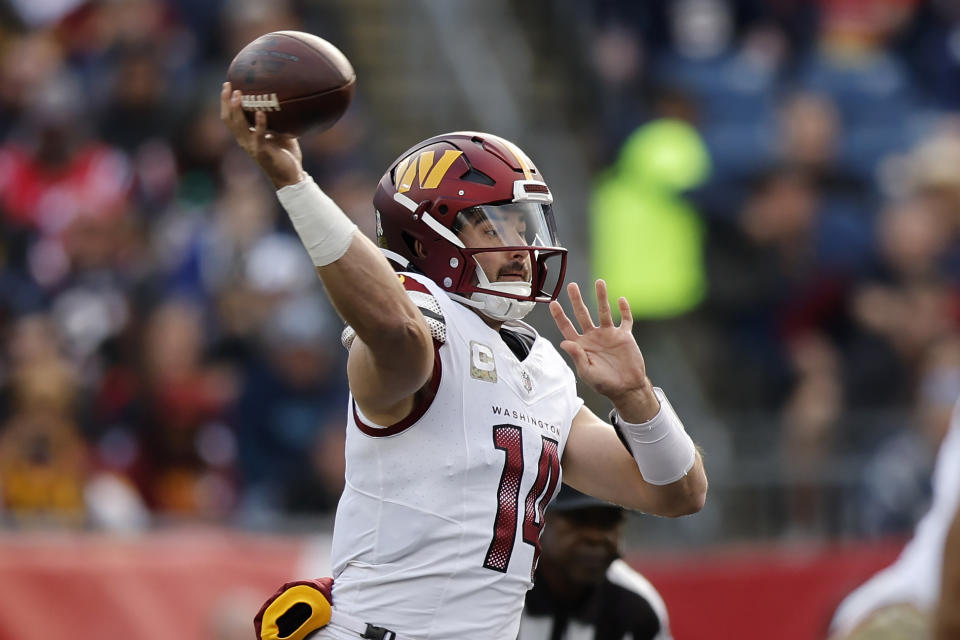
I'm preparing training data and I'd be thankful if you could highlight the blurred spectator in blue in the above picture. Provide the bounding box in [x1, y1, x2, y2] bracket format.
[844, 127, 960, 412]
[794, 0, 921, 181]
[157, 169, 279, 298]
[846, 199, 958, 410]
[775, 91, 877, 272]
[891, 0, 960, 111]
[704, 166, 850, 410]
[322, 170, 381, 241]
[96, 41, 183, 213]
[859, 337, 960, 537]
[655, 1, 788, 180]
[96, 45, 181, 154]
[583, 16, 652, 163]
[214, 226, 323, 373]
[234, 294, 347, 522]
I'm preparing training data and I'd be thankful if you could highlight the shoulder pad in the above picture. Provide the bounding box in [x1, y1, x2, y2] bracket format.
[341, 277, 446, 350]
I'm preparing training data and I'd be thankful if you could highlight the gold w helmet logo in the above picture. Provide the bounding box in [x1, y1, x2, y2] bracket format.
[394, 150, 463, 193]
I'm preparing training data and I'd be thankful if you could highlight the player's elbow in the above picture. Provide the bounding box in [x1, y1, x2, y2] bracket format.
[657, 496, 703, 518]
[658, 475, 707, 518]
[670, 487, 707, 517]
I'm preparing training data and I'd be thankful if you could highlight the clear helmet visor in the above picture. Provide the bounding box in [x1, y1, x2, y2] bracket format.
[453, 202, 567, 303]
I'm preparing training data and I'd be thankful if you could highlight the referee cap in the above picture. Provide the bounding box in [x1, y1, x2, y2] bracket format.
[550, 485, 624, 514]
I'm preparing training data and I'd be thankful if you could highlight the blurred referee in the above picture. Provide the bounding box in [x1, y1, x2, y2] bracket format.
[519, 486, 672, 640]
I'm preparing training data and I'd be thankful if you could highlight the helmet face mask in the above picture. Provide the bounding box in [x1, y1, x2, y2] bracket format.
[373, 131, 567, 320]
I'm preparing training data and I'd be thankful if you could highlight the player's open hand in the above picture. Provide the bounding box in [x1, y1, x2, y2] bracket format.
[220, 82, 305, 189]
[549, 280, 649, 403]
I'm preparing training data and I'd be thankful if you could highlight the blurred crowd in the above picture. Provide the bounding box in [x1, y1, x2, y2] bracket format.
[1, 0, 960, 542]
[580, 0, 960, 537]
[0, 0, 377, 530]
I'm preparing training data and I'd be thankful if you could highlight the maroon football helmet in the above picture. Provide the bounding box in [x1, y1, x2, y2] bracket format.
[373, 131, 567, 320]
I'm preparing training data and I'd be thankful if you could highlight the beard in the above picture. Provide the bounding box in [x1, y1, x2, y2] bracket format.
[497, 259, 531, 281]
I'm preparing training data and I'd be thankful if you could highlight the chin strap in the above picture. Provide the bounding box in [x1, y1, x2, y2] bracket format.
[452, 292, 535, 322]
[442, 262, 534, 320]
[464, 264, 537, 321]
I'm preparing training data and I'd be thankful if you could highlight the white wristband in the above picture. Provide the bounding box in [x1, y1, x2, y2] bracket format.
[276, 175, 357, 267]
[611, 387, 696, 486]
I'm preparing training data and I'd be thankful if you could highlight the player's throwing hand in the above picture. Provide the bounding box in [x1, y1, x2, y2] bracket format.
[219, 82, 305, 189]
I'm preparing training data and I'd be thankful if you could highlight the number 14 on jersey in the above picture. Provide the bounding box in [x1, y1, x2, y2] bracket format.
[483, 424, 561, 579]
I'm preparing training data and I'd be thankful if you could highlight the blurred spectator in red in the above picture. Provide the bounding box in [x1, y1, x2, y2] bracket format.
[114, 299, 238, 519]
[0, 78, 132, 287]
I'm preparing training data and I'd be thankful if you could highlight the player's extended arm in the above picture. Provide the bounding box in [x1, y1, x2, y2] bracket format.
[221, 83, 434, 419]
[935, 501, 960, 639]
[563, 405, 705, 516]
[551, 280, 707, 516]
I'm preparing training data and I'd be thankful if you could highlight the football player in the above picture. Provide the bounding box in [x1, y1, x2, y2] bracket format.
[221, 83, 707, 640]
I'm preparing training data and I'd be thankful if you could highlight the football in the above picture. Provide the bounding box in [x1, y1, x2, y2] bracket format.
[226, 31, 355, 136]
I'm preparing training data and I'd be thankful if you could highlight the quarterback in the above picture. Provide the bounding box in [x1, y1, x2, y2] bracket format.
[221, 83, 707, 640]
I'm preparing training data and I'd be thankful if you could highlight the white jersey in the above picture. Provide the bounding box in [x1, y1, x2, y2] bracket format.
[324, 272, 583, 640]
[829, 399, 960, 635]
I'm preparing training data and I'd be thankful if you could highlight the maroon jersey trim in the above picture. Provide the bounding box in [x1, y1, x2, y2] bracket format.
[398, 273, 431, 294]
[353, 340, 443, 437]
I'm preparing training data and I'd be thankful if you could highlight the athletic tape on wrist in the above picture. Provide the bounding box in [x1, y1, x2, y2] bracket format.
[276, 175, 357, 267]
[610, 387, 696, 486]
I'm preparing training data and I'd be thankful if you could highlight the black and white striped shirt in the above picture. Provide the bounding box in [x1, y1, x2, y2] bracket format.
[519, 559, 672, 640]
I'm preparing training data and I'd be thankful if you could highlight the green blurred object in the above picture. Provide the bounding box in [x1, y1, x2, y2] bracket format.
[590, 119, 710, 319]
